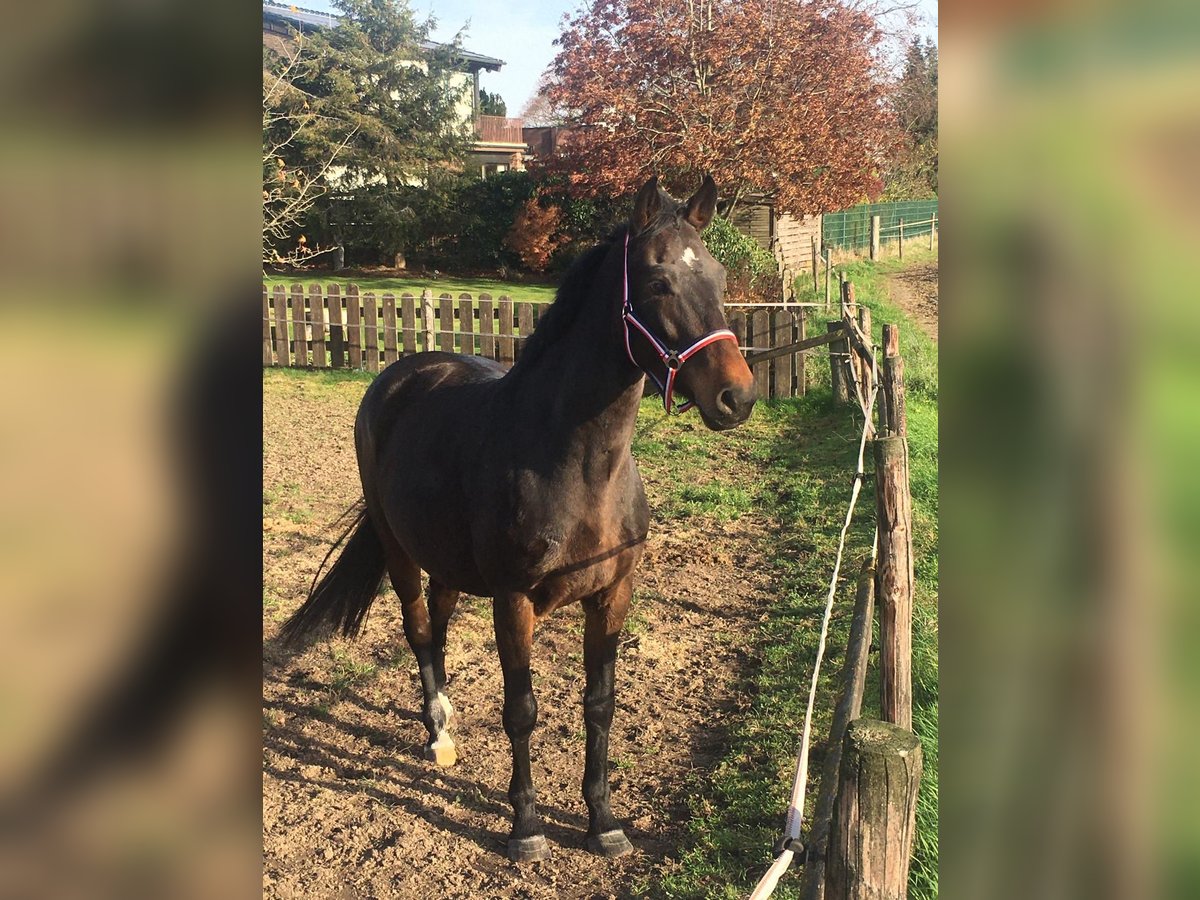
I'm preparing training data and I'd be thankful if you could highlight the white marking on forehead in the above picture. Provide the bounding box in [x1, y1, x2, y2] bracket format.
[681, 246, 698, 268]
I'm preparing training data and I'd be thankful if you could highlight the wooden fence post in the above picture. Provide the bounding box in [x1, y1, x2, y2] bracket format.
[309, 284, 326, 368]
[263, 285, 273, 366]
[875, 321, 914, 733]
[801, 560, 876, 900]
[826, 719, 923, 900]
[841, 281, 860, 399]
[824, 249, 832, 312]
[898, 218, 904, 260]
[399, 294, 417, 356]
[875, 431, 914, 730]
[498, 296, 515, 364]
[752, 308, 771, 398]
[827, 322, 849, 406]
[929, 214, 936, 251]
[328, 284, 344, 369]
[459, 294, 475, 357]
[421, 289, 435, 352]
[290, 283, 308, 367]
[272, 285, 289, 367]
[771, 310, 795, 397]
[855, 306, 872, 406]
[811, 234, 819, 294]
[438, 293, 454, 353]
[880, 325, 906, 438]
[382, 293, 398, 364]
[346, 285, 361, 370]
[363, 292, 378, 373]
[517, 302, 535, 360]
[797, 312, 807, 396]
[478, 294, 495, 360]
[869, 215, 880, 261]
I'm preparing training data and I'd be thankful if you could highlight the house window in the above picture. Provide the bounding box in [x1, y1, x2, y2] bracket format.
[481, 163, 508, 178]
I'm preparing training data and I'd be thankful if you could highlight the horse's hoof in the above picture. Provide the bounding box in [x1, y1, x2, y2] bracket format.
[506, 834, 551, 863]
[586, 829, 634, 858]
[423, 738, 457, 767]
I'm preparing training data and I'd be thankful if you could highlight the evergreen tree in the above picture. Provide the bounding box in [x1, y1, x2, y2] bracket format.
[263, 0, 473, 259]
[884, 36, 938, 198]
[479, 88, 506, 117]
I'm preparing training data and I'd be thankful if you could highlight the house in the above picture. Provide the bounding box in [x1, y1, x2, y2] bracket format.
[262, 3, 528, 177]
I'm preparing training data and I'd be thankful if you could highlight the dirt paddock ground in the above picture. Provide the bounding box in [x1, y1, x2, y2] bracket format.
[263, 372, 782, 899]
[884, 262, 938, 343]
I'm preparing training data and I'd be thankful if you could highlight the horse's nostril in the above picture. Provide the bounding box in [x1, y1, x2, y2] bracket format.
[717, 388, 738, 416]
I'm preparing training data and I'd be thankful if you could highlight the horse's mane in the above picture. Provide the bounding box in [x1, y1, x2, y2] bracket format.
[511, 225, 626, 370]
[515, 209, 681, 370]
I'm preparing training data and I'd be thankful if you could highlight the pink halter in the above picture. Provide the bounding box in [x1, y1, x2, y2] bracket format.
[621, 231, 739, 414]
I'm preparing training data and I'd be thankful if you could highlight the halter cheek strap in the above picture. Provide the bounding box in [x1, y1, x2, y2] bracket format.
[622, 232, 739, 414]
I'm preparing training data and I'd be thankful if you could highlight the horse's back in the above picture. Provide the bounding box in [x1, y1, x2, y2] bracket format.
[355, 353, 506, 593]
[357, 352, 504, 456]
[362, 351, 504, 413]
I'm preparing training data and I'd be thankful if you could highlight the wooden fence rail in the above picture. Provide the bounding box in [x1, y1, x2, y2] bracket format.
[263, 284, 817, 399]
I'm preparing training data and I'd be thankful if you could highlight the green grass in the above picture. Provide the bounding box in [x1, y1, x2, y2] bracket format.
[666, 482, 754, 521]
[328, 646, 378, 695]
[263, 271, 557, 303]
[268, 366, 375, 387]
[792, 249, 937, 402]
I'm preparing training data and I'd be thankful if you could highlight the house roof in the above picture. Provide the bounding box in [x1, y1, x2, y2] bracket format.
[262, 3, 505, 71]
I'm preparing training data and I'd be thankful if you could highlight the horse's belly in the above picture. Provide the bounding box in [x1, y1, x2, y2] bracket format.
[385, 490, 492, 596]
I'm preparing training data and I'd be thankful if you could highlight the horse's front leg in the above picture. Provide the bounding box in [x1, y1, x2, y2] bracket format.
[581, 577, 634, 857]
[493, 592, 549, 862]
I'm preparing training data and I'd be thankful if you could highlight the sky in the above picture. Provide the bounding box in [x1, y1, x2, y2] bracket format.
[295, 0, 938, 115]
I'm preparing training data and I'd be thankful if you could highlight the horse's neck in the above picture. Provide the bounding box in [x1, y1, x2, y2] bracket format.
[507, 257, 644, 465]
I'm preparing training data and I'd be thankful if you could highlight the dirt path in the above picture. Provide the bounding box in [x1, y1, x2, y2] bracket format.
[883, 262, 938, 343]
[262, 373, 780, 899]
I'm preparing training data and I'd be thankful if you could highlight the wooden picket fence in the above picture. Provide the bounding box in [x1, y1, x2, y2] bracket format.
[262, 284, 545, 371]
[724, 304, 812, 400]
[263, 283, 816, 399]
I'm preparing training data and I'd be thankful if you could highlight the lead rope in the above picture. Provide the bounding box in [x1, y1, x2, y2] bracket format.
[747, 378, 879, 900]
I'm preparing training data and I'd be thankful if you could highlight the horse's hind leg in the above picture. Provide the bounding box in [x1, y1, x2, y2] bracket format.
[386, 555, 457, 766]
[427, 579, 460, 732]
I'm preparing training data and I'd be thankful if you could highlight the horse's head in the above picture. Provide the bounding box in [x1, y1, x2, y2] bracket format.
[623, 175, 756, 430]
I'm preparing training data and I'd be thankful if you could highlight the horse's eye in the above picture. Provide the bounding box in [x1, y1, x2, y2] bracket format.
[648, 280, 671, 296]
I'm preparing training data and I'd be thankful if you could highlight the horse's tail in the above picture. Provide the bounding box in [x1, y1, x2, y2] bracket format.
[278, 501, 387, 646]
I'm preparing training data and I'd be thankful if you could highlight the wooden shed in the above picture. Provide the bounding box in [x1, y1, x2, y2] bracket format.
[729, 200, 822, 278]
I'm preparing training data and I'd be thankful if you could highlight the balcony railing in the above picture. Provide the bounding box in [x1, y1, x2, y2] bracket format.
[474, 115, 525, 145]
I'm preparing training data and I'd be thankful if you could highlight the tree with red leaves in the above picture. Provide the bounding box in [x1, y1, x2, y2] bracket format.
[543, 0, 896, 218]
[503, 196, 567, 271]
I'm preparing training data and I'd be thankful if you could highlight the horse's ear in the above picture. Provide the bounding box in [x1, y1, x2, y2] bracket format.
[632, 176, 662, 233]
[684, 175, 718, 230]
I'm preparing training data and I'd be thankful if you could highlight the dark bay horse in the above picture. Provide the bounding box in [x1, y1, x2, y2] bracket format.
[280, 176, 756, 862]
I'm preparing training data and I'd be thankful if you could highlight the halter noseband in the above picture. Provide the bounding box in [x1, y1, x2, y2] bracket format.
[621, 231, 739, 414]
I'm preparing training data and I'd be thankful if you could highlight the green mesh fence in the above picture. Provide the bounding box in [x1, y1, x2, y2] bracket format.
[822, 199, 938, 250]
